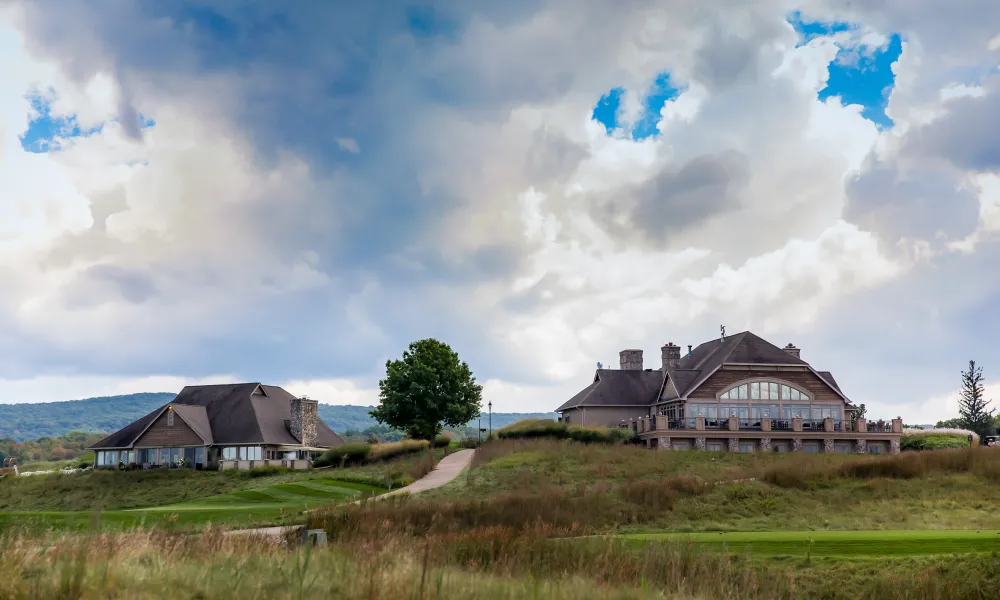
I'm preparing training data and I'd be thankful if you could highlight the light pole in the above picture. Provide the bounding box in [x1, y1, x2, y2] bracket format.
[478, 413, 482, 444]
[488, 401, 492, 439]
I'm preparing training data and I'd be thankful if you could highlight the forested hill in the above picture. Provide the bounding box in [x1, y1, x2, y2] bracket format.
[0, 393, 557, 441]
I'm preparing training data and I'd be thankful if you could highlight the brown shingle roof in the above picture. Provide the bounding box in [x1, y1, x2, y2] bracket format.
[89, 383, 344, 449]
[558, 331, 847, 411]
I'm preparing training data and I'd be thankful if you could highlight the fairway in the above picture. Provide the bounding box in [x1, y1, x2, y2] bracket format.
[0, 478, 384, 532]
[625, 529, 1000, 557]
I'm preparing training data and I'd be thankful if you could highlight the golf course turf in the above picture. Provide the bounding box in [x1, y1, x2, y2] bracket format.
[624, 529, 1000, 557]
[0, 478, 384, 532]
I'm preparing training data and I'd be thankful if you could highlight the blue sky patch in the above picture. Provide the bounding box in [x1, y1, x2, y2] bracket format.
[591, 72, 681, 140]
[591, 87, 624, 134]
[787, 12, 903, 129]
[19, 94, 155, 153]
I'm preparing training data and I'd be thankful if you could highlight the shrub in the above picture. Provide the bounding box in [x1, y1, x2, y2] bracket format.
[369, 440, 430, 462]
[456, 438, 481, 449]
[495, 419, 633, 445]
[433, 435, 452, 448]
[316, 443, 372, 468]
[902, 428, 978, 451]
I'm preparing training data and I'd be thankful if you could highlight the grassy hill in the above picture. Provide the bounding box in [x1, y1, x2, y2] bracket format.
[0, 393, 556, 440]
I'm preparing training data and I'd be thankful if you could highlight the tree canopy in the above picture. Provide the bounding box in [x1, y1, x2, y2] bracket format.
[370, 338, 483, 441]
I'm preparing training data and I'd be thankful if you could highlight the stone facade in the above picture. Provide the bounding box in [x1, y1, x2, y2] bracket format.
[619, 349, 643, 370]
[890, 439, 900, 455]
[791, 438, 803, 452]
[657, 436, 671, 450]
[854, 439, 868, 454]
[759, 438, 771, 451]
[727, 437, 739, 452]
[694, 437, 706, 450]
[823, 439, 835, 453]
[290, 397, 319, 447]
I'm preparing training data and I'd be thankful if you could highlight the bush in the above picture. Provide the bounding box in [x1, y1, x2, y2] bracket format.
[433, 435, 452, 448]
[369, 440, 430, 462]
[316, 443, 372, 468]
[456, 438, 480, 449]
[901, 428, 978, 451]
[495, 419, 633, 445]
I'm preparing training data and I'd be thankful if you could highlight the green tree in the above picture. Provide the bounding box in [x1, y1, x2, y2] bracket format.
[958, 360, 995, 439]
[850, 403, 867, 428]
[935, 417, 964, 429]
[370, 339, 483, 441]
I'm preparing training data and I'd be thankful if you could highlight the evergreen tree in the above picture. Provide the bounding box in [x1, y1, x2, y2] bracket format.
[958, 360, 995, 439]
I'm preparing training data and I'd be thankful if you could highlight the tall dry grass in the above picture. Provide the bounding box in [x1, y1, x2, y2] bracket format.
[762, 446, 1000, 488]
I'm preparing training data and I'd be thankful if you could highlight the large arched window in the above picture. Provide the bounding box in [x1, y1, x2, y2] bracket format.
[719, 381, 809, 401]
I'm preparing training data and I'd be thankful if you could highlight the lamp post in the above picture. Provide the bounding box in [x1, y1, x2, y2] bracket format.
[488, 401, 492, 439]
[478, 413, 482, 444]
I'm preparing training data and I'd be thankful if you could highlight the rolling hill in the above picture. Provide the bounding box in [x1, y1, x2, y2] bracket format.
[0, 393, 557, 441]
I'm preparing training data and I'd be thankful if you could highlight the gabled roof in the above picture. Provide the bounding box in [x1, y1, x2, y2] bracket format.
[556, 369, 663, 411]
[89, 383, 344, 449]
[558, 331, 850, 412]
[667, 331, 808, 398]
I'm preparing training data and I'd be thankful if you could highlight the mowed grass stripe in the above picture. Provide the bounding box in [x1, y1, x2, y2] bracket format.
[625, 530, 1000, 557]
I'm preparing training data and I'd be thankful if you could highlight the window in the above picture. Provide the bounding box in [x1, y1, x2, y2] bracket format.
[721, 381, 808, 402]
[812, 406, 841, 422]
[222, 447, 237, 460]
[195, 447, 204, 466]
[739, 443, 755, 453]
[707, 442, 724, 451]
[781, 405, 811, 420]
[238, 447, 263, 460]
[869, 445, 883, 454]
[835, 443, 851, 453]
[803, 443, 820, 453]
[564, 415, 571, 424]
[167, 408, 174, 427]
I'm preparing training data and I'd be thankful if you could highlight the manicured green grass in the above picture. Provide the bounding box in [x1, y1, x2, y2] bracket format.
[625, 529, 1000, 557]
[0, 477, 385, 533]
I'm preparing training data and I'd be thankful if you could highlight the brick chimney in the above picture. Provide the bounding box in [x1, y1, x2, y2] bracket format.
[661, 343, 680, 370]
[783, 343, 801, 360]
[290, 396, 318, 447]
[619, 349, 643, 370]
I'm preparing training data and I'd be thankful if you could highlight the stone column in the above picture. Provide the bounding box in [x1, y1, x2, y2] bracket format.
[695, 437, 706, 450]
[695, 416, 706, 431]
[728, 416, 739, 431]
[657, 436, 671, 450]
[761, 418, 772, 432]
[823, 439, 835, 453]
[791, 438, 803, 452]
[792, 418, 803, 432]
[890, 439, 900, 455]
[854, 439, 868, 454]
[728, 437, 739, 452]
[823, 418, 834, 432]
[759, 438, 771, 451]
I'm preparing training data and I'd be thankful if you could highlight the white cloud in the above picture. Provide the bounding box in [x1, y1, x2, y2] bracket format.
[0, 0, 999, 425]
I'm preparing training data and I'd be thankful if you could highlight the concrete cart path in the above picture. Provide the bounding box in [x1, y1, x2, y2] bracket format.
[224, 449, 475, 540]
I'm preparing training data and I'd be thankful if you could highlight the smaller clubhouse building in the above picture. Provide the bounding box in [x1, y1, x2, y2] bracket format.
[556, 331, 902, 454]
[89, 383, 344, 470]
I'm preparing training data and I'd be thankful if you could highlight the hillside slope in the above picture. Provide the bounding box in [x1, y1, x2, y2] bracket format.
[0, 393, 556, 440]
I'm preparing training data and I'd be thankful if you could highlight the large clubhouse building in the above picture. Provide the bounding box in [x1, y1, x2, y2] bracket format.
[556, 331, 902, 454]
[89, 383, 345, 469]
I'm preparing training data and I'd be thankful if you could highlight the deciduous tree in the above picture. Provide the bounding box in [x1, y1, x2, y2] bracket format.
[370, 339, 482, 441]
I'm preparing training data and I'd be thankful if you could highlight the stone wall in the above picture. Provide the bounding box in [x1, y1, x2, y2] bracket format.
[291, 397, 319, 447]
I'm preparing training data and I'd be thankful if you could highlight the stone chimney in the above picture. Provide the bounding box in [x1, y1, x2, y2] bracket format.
[290, 396, 318, 447]
[660, 343, 681, 370]
[783, 343, 801, 360]
[619, 349, 643, 370]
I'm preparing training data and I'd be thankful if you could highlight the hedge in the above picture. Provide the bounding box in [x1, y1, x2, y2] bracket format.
[495, 419, 636, 444]
[901, 428, 979, 451]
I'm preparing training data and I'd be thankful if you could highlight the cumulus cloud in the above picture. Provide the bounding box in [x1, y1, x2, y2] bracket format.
[0, 0, 998, 424]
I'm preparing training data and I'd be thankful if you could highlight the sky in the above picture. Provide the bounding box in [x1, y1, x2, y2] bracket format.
[0, 1, 999, 423]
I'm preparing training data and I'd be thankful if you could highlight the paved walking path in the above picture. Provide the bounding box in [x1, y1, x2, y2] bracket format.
[224, 449, 475, 541]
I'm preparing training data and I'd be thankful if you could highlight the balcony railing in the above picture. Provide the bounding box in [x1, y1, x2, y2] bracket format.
[637, 415, 902, 435]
